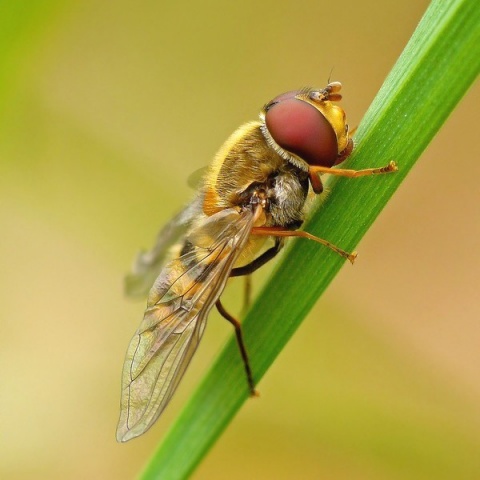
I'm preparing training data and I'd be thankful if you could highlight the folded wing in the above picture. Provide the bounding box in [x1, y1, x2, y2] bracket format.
[117, 207, 255, 442]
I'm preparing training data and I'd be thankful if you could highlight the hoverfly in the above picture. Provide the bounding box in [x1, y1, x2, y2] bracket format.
[116, 82, 397, 442]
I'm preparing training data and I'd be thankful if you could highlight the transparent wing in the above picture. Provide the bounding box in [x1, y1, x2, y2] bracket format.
[124, 194, 203, 298]
[186, 165, 208, 189]
[117, 207, 255, 442]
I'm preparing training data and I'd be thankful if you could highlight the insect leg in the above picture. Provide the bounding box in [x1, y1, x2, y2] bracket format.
[242, 275, 252, 314]
[230, 238, 283, 316]
[251, 227, 357, 264]
[215, 299, 259, 397]
[230, 238, 282, 277]
[310, 160, 398, 178]
[308, 171, 324, 194]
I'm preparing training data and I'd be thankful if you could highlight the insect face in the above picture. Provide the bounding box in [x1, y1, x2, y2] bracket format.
[262, 82, 353, 170]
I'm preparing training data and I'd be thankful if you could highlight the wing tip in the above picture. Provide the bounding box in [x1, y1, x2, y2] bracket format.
[116, 423, 139, 443]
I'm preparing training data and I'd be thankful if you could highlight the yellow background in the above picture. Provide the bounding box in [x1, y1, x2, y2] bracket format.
[1, 1, 479, 478]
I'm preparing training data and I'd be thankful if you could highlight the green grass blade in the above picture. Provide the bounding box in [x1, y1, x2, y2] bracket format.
[140, 0, 479, 478]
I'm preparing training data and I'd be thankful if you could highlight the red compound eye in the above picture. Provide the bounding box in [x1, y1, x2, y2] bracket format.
[265, 94, 338, 167]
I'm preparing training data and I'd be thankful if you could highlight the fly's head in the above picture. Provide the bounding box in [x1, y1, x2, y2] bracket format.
[260, 81, 353, 176]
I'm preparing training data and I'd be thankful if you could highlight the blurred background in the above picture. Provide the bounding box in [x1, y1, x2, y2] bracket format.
[1, 1, 479, 478]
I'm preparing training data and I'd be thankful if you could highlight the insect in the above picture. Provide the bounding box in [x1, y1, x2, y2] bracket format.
[116, 82, 397, 442]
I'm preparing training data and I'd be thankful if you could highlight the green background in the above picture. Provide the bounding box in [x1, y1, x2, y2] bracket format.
[1, 1, 479, 479]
